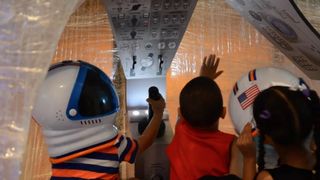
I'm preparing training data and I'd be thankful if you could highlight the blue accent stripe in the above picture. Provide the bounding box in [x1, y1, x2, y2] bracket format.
[233, 83, 238, 95]
[66, 65, 88, 120]
[129, 140, 139, 163]
[52, 135, 118, 159]
[115, 135, 124, 148]
[52, 163, 119, 174]
[82, 152, 118, 161]
[299, 78, 310, 89]
[119, 138, 132, 162]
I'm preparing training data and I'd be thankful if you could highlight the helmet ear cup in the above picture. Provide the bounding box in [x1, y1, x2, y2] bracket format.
[33, 64, 79, 130]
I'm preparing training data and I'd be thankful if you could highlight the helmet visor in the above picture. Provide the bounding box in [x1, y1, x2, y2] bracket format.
[67, 62, 119, 120]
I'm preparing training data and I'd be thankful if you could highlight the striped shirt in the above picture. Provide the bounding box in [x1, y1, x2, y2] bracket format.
[50, 134, 138, 180]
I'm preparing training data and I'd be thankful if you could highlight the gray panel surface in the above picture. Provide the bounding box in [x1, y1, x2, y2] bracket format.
[103, 0, 197, 79]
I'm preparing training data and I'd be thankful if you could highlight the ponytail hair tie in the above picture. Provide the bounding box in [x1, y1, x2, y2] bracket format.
[259, 110, 271, 119]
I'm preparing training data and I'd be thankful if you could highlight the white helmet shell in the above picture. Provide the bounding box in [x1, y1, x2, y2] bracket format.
[32, 61, 120, 157]
[228, 67, 308, 135]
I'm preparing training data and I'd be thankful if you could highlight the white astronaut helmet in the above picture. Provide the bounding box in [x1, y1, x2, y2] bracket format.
[33, 60, 120, 158]
[228, 67, 309, 135]
[228, 67, 309, 169]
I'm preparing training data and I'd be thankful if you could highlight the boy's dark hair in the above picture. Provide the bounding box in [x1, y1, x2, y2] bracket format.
[252, 86, 320, 176]
[179, 76, 223, 128]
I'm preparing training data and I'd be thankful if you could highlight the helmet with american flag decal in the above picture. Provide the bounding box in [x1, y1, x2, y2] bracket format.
[229, 67, 308, 135]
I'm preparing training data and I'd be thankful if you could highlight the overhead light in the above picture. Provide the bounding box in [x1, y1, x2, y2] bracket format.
[132, 110, 140, 116]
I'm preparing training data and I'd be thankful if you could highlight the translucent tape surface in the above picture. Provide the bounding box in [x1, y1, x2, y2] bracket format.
[295, 0, 320, 32]
[0, 0, 83, 179]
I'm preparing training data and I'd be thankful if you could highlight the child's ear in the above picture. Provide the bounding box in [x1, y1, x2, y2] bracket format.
[220, 106, 226, 119]
[176, 107, 184, 124]
[177, 107, 183, 119]
[177, 107, 181, 116]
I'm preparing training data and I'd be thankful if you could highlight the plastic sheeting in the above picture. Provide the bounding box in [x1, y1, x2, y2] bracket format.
[0, 0, 83, 179]
[10, 0, 320, 179]
[295, 0, 320, 32]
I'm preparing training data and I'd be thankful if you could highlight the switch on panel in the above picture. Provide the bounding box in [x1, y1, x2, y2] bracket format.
[130, 55, 137, 76]
[131, 16, 138, 26]
[130, 31, 137, 39]
[157, 55, 164, 75]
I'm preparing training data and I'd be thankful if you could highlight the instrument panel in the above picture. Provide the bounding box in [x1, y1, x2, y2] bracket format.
[103, 0, 197, 79]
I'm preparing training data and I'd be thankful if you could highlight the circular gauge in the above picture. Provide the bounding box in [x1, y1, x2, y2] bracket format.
[158, 42, 166, 49]
[141, 56, 154, 68]
[145, 42, 153, 50]
[168, 41, 177, 49]
[264, 15, 298, 42]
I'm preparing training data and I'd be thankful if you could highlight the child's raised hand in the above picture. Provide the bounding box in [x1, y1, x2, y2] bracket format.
[200, 54, 223, 79]
[236, 123, 256, 159]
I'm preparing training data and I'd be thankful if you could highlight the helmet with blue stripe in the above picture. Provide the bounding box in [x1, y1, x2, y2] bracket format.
[33, 60, 119, 157]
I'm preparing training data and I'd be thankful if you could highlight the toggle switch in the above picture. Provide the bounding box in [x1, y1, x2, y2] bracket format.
[132, 55, 137, 69]
[163, 15, 170, 24]
[131, 16, 138, 26]
[130, 31, 137, 39]
[157, 55, 164, 75]
[130, 55, 137, 76]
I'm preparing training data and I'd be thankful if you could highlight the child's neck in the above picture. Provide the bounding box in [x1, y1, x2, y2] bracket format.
[275, 145, 315, 170]
[195, 121, 219, 131]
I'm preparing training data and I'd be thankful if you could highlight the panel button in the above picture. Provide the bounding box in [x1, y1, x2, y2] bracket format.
[168, 41, 177, 49]
[158, 42, 166, 49]
[143, 12, 150, 18]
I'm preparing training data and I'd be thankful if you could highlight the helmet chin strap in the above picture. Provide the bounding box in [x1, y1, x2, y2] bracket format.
[42, 124, 118, 157]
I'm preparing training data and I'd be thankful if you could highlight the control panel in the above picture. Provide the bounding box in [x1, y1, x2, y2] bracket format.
[102, 0, 197, 79]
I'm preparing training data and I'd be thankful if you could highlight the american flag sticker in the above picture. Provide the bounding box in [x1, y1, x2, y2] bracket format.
[237, 84, 260, 110]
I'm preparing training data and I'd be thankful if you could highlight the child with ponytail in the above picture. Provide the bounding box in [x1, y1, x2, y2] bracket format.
[237, 85, 320, 180]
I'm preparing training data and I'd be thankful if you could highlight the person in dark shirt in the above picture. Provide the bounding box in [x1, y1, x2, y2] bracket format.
[237, 85, 320, 180]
